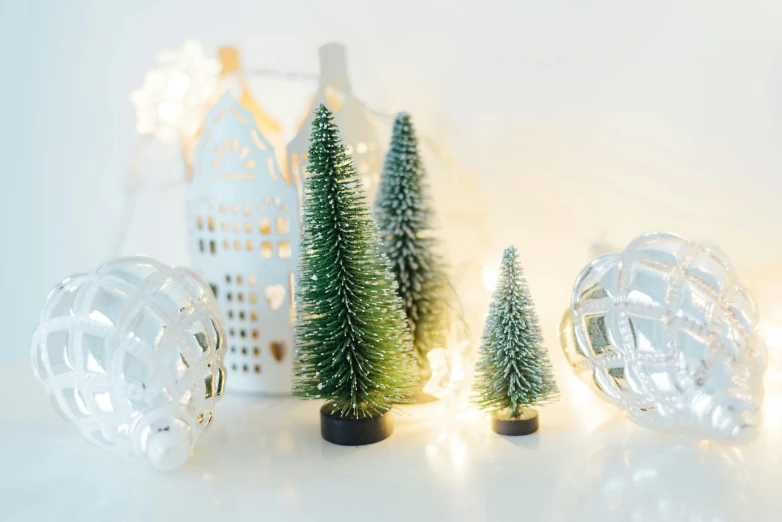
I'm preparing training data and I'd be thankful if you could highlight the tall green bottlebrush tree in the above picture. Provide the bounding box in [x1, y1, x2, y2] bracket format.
[374, 113, 448, 382]
[293, 105, 419, 418]
[472, 246, 558, 417]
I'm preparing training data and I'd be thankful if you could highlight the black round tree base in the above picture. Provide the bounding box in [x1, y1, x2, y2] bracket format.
[320, 402, 394, 446]
[491, 409, 539, 436]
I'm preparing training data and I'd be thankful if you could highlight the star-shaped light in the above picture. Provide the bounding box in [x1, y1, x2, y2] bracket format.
[130, 40, 220, 144]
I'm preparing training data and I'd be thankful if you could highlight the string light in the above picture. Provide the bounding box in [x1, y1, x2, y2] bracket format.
[766, 324, 782, 349]
[749, 262, 782, 376]
[482, 267, 498, 292]
[130, 40, 220, 144]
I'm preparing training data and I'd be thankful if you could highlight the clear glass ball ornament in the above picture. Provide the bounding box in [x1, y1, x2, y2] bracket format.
[31, 256, 227, 470]
[559, 232, 767, 444]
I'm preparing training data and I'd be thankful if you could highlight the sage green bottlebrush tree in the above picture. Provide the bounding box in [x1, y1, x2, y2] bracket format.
[374, 113, 448, 382]
[472, 246, 558, 417]
[293, 105, 419, 418]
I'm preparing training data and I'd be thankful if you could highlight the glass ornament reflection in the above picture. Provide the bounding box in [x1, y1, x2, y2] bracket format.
[552, 420, 750, 522]
[31, 256, 227, 470]
[559, 232, 766, 444]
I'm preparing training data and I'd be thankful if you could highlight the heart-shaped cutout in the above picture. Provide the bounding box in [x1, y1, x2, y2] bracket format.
[264, 284, 286, 311]
[270, 342, 285, 362]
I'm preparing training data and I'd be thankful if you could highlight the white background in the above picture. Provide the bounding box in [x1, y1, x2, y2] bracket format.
[3, 2, 782, 521]
[3, 0, 782, 363]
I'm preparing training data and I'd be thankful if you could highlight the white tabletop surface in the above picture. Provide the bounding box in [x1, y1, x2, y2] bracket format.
[3, 358, 781, 522]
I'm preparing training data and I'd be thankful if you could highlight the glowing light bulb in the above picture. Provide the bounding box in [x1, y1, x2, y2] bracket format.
[482, 267, 498, 291]
[158, 101, 182, 124]
[766, 324, 782, 349]
[750, 262, 782, 374]
[168, 73, 191, 98]
[130, 40, 220, 144]
[450, 353, 465, 382]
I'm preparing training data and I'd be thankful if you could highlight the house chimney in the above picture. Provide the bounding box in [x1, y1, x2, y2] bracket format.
[319, 42, 351, 92]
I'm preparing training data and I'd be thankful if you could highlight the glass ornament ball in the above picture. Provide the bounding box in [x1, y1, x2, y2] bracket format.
[30, 256, 227, 470]
[559, 232, 767, 444]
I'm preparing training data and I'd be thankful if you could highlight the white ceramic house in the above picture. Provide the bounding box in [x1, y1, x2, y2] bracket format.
[188, 92, 299, 394]
[288, 42, 382, 201]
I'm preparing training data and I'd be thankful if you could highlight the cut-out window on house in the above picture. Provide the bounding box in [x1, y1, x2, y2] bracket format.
[245, 222, 252, 233]
[267, 157, 277, 180]
[221, 222, 229, 232]
[233, 223, 240, 233]
[243, 204, 252, 216]
[248, 275, 256, 287]
[270, 342, 285, 362]
[276, 217, 290, 235]
[197, 216, 204, 230]
[278, 241, 292, 259]
[246, 240, 253, 251]
[208, 216, 215, 231]
[259, 218, 271, 235]
[236, 275, 243, 285]
[234, 240, 241, 251]
[261, 242, 273, 259]
[231, 204, 239, 215]
[210, 240, 216, 254]
[249, 293, 257, 304]
[220, 204, 227, 214]
[199, 239, 204, 252]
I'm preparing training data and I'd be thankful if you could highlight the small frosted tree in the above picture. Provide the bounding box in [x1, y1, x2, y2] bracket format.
[293, 105, 419, 419]
[374, 112, 448, 382]
[472, 246, 558, 418]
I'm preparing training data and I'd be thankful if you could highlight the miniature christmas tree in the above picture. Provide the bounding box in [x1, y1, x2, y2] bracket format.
[375, 113, 448, 388]
[472, 246, 558, 435]
[293, 105, 419, 443]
